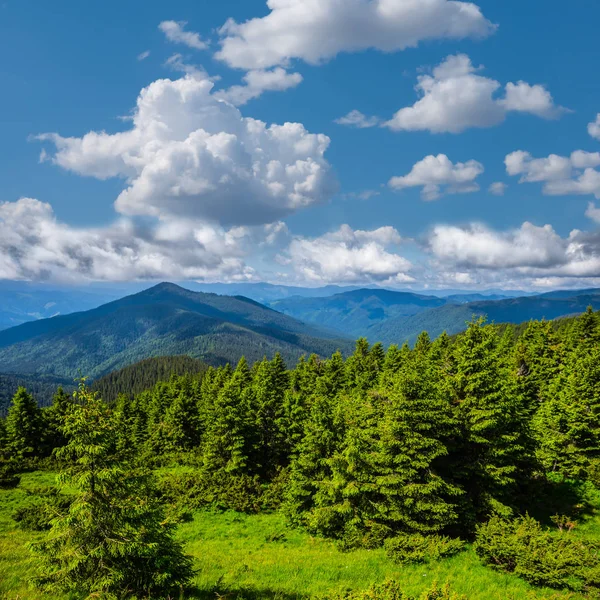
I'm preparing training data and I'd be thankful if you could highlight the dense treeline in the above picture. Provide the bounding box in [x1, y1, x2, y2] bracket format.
[0, 373, 75, 417]
[91, 355, 209, 404]
[2, 309, 600, 597]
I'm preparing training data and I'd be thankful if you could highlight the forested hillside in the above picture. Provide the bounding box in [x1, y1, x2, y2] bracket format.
[91, 355, 209, 404]
[0, 283, 352, 378]
[271, 289, 446, 337]
[2, 309, 600, 598]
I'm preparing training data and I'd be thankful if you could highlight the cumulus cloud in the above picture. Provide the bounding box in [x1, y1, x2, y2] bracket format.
[0, 198, 255, 283]
[215, 68, 303, 106]
[284, 224, 412, 284]
[589, 114, 600, 141]
[388, 154, 484, 200]
[586, 202, 600, 224]
[506, 150, 600, 198]
[427, 220, 600, 280]
[335, 110, 380, 129]
[215, 0, 495, 70]
[36, 71, 337, 226]
[385, 54, 566, 134]
[488, 182, 507, 196]
[159, 20, 208, 50]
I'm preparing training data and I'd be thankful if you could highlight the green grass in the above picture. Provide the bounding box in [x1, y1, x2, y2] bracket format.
[0, 472, 589, 600]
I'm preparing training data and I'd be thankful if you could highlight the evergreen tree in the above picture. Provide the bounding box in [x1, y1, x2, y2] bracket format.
[30, 384, 194, 598]
[202, 357, 252, 475]
[372, 357, 461, 535]
[162, 389, 201, 453]
[5, 387, 42, 462]
[450, 320, 525, 524]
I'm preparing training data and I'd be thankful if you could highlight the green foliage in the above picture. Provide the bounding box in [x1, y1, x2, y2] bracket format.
[11, 486, 71, 531]
[384, 534, 465, 565]
[30, 383, 194, 599]
[92, 354, 210, 404]
[323, 580, 467, 600]
[5, 387, 43, 462]
[474, 515, 600, 593]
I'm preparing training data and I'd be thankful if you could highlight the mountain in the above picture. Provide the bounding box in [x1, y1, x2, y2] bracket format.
[0, 283, 352, 379]
[186, 282, 364, 304]
[270, 289, 446, 338]
[0, 287, 120, 331]
[369, 290, 600, 346]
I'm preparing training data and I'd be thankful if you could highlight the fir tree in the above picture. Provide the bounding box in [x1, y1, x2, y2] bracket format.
[202, 357, 252, 475]
[5, 387, 42, 462]
[30, 383, 194, 598]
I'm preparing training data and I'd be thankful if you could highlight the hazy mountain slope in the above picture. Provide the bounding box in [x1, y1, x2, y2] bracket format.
[369, 291, 600, 345]
[0, 283, 352, 378]
[270, 289, 446, 337]
[0, 289, 119, 331]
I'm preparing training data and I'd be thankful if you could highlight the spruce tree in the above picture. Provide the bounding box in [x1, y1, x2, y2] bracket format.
[5, 387, 42, 462]
[162, 389, 201, 453]
[202, 357, 252, 475]
[450, 320, 525, 524]
[30, 383, 194, 598]
[372, 357, 461, 535]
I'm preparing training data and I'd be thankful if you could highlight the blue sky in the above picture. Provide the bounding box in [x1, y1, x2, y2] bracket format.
[1, 0, 600, 290]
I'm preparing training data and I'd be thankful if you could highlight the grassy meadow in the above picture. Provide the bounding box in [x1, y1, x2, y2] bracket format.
[0, 472, 592, 600]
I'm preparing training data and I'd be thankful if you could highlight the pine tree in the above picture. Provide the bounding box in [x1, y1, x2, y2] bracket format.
[285, 393, 344, 529]
[202, 357, 252, 475]
[372, 357, 461, 535]
[162, 389, 201, 453]
[316, 351, 347, 399]
[249, 353, 289, 479]
[5, 387, 42, 462]
[450, 320, 525, 524]
[30, 383, 194, 598]
[42, 386, 73, 456]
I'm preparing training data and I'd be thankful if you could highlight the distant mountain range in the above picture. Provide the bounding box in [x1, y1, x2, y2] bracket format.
[0, 281, 598, 382]
[269, 287, 600, 345]
[0, 283, 351, 379]
[0, 287, 120, 331]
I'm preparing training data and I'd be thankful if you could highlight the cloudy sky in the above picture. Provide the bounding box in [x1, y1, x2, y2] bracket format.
[2, 0, 600, 290]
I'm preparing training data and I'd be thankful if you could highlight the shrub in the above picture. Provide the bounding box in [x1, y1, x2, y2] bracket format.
[384, 534, 465, 565]
[0, 463, 20, 489]
[474, 515, 600, 593]
[322, 580, 466, 600]
[12, 486, 71, 531]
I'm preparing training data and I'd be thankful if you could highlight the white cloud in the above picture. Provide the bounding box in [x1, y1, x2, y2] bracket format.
[589, 114, 600, 141]
[215, 68, 303, 106]
[389, 154, 484, 200]
[506, 150, 600, 198]
[37, 71, 337, 226]
[137, 50, 151, 61]
[385, 54, 565, 134]
[284, 224, 412, 284]
[159, 20, 208, 51]
[501, 81, 565, 119]
[0, 198, 255, 283]
[427, 220, 600, 280]
[215, 0, 495, 70]
[335, 110, 380, 129]
[586, 202, 600, 224]
[488, 182, 507, 196]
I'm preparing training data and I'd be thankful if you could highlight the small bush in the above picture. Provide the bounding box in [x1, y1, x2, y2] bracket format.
[0, 464, 21, 489]
[384, 534, 465, 565]
[474, 514, 600, 593]
[157, 470, 263, 513]
[12, 486, 71, 531]
[322, 580, 466, 600]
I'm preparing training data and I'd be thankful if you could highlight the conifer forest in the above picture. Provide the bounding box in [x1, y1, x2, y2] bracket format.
[2, 311, 600, 599]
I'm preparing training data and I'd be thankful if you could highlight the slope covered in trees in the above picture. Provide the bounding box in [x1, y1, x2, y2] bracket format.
[91, 355, 209, 404]
[2, 309, 600, 598]
[0, 283, 352, 378]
